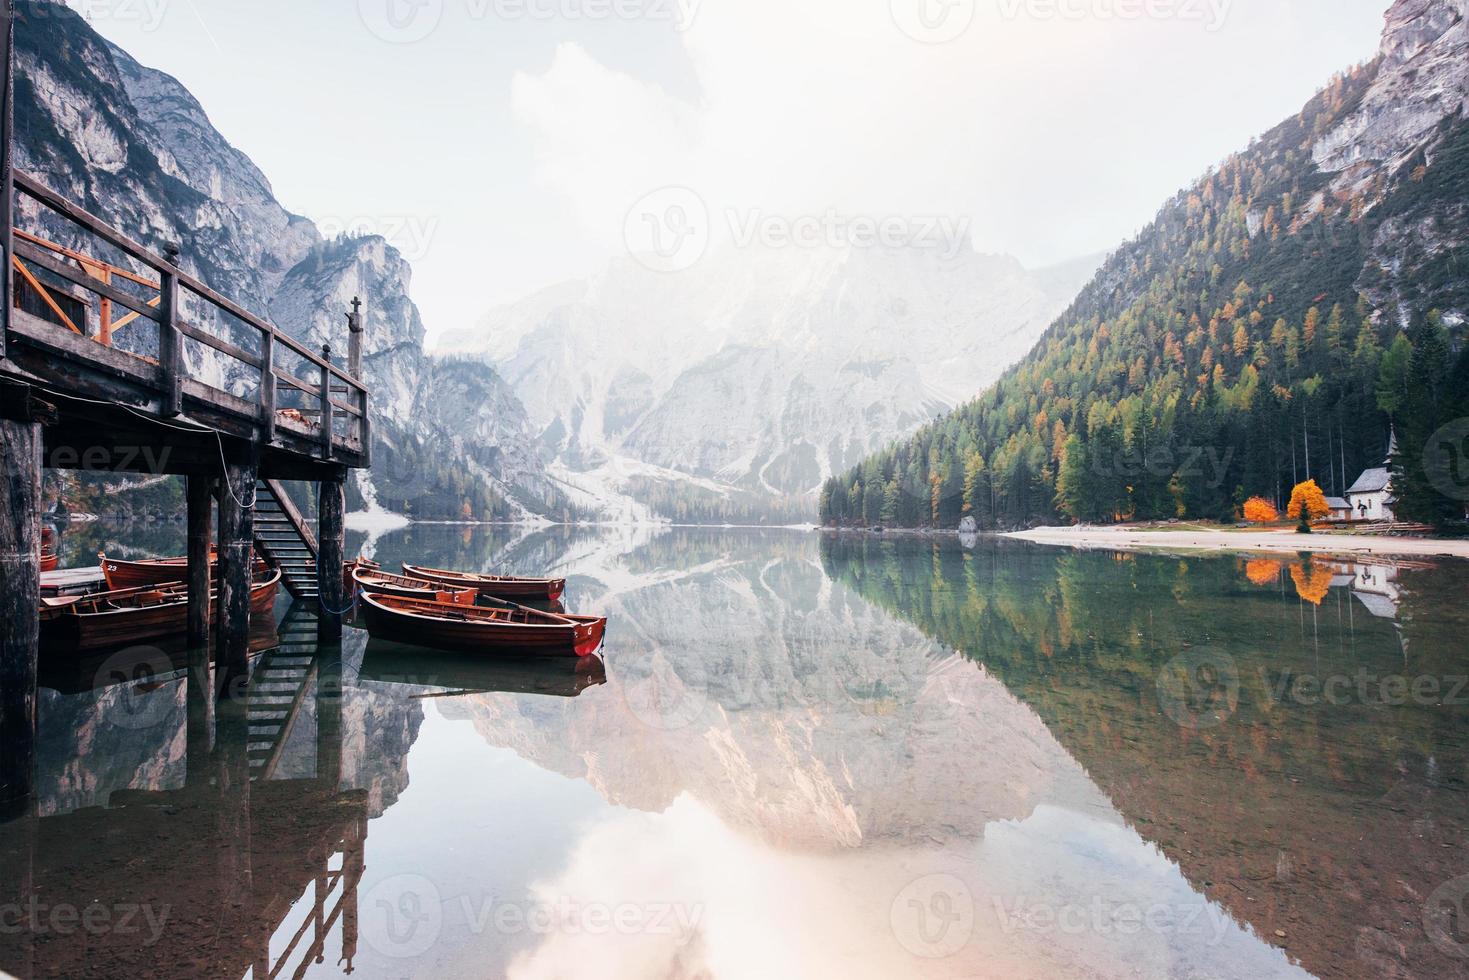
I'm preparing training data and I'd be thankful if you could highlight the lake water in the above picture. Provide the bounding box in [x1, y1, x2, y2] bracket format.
[2, 525, 1468, 979]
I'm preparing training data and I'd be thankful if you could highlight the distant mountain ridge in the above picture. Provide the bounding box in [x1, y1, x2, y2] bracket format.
[444, 244, 1098, 523]
[823, 0, 1469, 530]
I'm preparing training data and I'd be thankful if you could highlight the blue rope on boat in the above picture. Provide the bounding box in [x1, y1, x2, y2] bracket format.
[314, 564, 360, 618]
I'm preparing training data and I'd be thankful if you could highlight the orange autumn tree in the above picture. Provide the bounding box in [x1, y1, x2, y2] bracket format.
[1290, 562, 1333, 605]
[1243, 497, 1279, 523]
[1244, 558, 1283, 585]
[1286, 480, 1330, 522]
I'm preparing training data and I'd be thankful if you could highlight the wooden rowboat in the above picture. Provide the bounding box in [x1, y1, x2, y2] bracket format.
[350, 565, 476, 605]
[401, 563, 567, 602]
[41, 570, 281, 653]
[40, 525, 57, 571]
[344, 557, 379, 594]
[100, 552, 269, 590]
[359, 592, 605, 658]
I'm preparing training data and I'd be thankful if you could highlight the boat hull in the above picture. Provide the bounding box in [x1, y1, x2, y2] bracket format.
[100, 553, 268, 590]
[360, 592, 605, 658]
[42, 573, 281, 654]
[401, 563, 567, 601]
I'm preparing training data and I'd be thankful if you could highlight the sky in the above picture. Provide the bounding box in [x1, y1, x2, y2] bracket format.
[71, 0, 1392, 345]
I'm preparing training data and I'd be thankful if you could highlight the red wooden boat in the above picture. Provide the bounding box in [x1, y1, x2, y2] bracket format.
[39, 526, 57, 571]
[400, 563, 566, 602]
[344, 557, 379, 594]
[359, 592, 605, 658]
[99, 552, 269, 590]
[41, 570, 281, 653]
[350, 565, 476, 605]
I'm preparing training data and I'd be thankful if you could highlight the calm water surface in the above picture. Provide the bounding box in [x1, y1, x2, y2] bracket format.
[2, 524, 1468, 979]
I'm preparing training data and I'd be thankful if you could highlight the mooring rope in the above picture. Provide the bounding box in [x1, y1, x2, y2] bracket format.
[29, 385, 260, 509]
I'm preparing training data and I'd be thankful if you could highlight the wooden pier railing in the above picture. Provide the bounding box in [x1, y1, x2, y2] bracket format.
[3, 170, 371, 467]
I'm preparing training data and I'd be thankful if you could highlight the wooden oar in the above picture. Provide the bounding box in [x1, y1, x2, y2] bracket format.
[478, 594, 582, 626]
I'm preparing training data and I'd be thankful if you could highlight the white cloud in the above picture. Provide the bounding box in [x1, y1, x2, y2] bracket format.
[509, 0, 1389, 267]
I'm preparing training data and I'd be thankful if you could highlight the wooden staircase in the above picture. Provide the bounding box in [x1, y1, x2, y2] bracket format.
[247, 606, 320, 781]
[253, 479, 320, 604]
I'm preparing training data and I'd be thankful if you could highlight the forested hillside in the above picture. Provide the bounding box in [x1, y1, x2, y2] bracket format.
[823, 1, 1469, 530]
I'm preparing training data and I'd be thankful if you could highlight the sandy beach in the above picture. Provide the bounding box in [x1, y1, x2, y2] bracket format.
[1006, 524, 1469, 560]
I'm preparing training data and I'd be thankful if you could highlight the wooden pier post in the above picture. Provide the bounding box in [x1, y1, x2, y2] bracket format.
[0, 384, 50, 818]
[216, 445, 258, 682]
[186, 475, 214, 651]
[317, 471, 346, 643]
[347, 297, 363, 381]
[1, 0, 14, 362]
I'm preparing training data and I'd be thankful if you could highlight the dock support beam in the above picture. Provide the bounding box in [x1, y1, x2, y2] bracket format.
[1, 0, 15, 360]
[216, 445, 257, 686]
[317, 472, 346, 643]
[186, 475, 214, 652]
[0, 399, 41, 818]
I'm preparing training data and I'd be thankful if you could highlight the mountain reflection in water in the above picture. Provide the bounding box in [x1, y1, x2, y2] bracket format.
[0, 526, 1464, 979]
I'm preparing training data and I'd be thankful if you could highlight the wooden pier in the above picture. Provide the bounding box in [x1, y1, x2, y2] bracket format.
[0, 605, 368, 980]
[0, 0, 372, 817]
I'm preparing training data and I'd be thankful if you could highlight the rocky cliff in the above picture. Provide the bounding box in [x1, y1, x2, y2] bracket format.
[13, 1, 563, 521]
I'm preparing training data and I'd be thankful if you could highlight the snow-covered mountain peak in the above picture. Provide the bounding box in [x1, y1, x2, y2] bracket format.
[444, 240, 1097, 520]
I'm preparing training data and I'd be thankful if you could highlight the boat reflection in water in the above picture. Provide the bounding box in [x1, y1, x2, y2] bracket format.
[361, 640, 608, 699]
